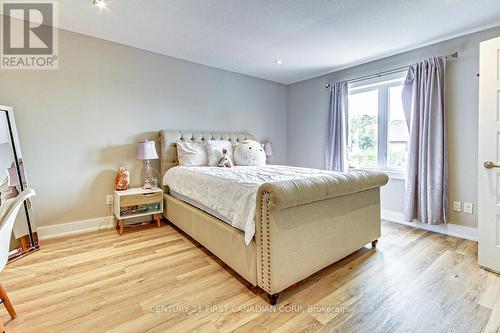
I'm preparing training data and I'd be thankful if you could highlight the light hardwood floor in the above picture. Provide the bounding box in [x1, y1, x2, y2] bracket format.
[1, 221, 499, 333]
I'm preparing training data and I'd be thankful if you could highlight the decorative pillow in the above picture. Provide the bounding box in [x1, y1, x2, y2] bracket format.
[206, 140, 235, 166]
[176, 141, 208, 166]
[233, 140, 266, 166]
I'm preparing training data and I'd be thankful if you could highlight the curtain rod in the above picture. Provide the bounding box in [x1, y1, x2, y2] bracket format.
[324, 51, 458, 88]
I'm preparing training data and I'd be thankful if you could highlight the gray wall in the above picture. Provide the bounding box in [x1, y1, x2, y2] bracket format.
[0, 29, 288, 227]
[288, 26, 500, 228]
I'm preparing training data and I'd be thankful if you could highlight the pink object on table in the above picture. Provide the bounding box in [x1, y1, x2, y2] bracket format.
[114, 167, 130, 191]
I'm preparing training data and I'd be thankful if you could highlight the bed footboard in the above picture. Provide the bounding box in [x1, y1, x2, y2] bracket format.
[255, 170, 388, 297]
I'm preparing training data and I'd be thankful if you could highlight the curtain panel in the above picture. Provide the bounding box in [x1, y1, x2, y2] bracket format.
[326, 80, 349, 172]
[402, 56, 448, 224]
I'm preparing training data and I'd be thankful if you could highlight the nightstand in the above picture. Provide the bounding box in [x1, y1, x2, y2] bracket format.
[113, 187, 164, 235]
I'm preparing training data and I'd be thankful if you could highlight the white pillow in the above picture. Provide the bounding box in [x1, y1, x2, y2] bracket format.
[206, 140, 235, 166]
[176, 141, 208, 166]
[233, 140, 266, 166]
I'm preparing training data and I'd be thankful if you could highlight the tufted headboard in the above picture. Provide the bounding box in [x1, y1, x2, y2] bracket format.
[158, 130, 254, 178]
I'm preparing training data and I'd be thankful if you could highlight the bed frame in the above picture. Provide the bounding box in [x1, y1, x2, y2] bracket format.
[159, 130, 388, 304]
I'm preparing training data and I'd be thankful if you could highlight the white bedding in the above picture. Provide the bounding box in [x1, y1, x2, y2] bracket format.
[163, 165, 338, 245]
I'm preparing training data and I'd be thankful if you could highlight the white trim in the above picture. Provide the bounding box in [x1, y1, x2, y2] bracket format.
[348, 73, 406, 91]
[349, 167, 406, 180]
[382, 170, 406, 180]
[382, 210, 478, 241]
[37, 217, 114, 240]
[37, 210, 478, 242]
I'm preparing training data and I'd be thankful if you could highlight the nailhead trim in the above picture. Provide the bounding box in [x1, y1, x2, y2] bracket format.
[259, 190, 272, 294]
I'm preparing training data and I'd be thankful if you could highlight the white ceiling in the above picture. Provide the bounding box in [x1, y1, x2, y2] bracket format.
[57, 0, 500, 84]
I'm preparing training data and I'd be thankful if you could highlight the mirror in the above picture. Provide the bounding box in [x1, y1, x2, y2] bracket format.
[0, 105, 38, 259]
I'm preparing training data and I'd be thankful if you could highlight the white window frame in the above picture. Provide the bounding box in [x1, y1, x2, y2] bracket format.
[347, 73, 407, 179]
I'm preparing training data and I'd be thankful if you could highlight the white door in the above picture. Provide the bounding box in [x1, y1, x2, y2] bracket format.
[478, 36, 500, 273]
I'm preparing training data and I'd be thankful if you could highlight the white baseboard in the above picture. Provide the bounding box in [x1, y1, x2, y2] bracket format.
[381, 210, 478, 241]
[38, 210, 478, 242]
[37, 217, 114, 240]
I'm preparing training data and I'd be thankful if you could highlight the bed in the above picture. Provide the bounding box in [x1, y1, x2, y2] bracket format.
[159, 130, 388, 304]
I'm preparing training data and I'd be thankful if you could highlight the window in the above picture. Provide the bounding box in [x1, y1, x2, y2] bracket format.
[347, 75, 409, 172]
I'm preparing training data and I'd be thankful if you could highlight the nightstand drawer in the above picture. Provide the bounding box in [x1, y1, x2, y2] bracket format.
[120, 192, 162, 207]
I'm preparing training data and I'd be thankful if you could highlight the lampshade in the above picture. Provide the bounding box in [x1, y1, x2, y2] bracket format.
[136, 140, 159, 160]
[264, 142, 273, 157]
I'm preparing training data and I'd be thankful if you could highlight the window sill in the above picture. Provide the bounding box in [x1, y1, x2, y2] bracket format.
[382, 169, 406, 180]
[349, 167, 406, 180]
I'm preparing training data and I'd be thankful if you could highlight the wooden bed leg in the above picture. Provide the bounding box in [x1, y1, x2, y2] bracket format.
[267, 293, 279, 305]
[371, 239, 378, 248]
[118, 219, 124, 235]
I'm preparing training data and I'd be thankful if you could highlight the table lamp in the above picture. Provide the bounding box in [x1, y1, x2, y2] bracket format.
[136, 139, 159, 189]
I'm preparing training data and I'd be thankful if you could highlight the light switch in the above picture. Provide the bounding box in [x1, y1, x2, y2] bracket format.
[463, 202, 473, 214]
[453, 201, 461, 212]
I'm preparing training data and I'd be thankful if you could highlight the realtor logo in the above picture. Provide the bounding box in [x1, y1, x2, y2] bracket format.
[1, 0, 58, 69]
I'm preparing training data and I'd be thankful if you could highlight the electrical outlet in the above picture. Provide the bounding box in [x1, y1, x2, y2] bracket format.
[453, 201, 461, 212]
[463, 202, 473, 214]
[106, 195, 113, 205]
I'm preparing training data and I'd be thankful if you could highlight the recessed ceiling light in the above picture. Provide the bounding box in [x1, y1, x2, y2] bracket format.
[274, 59, 283, 65]
[93, 0, 108, 10]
